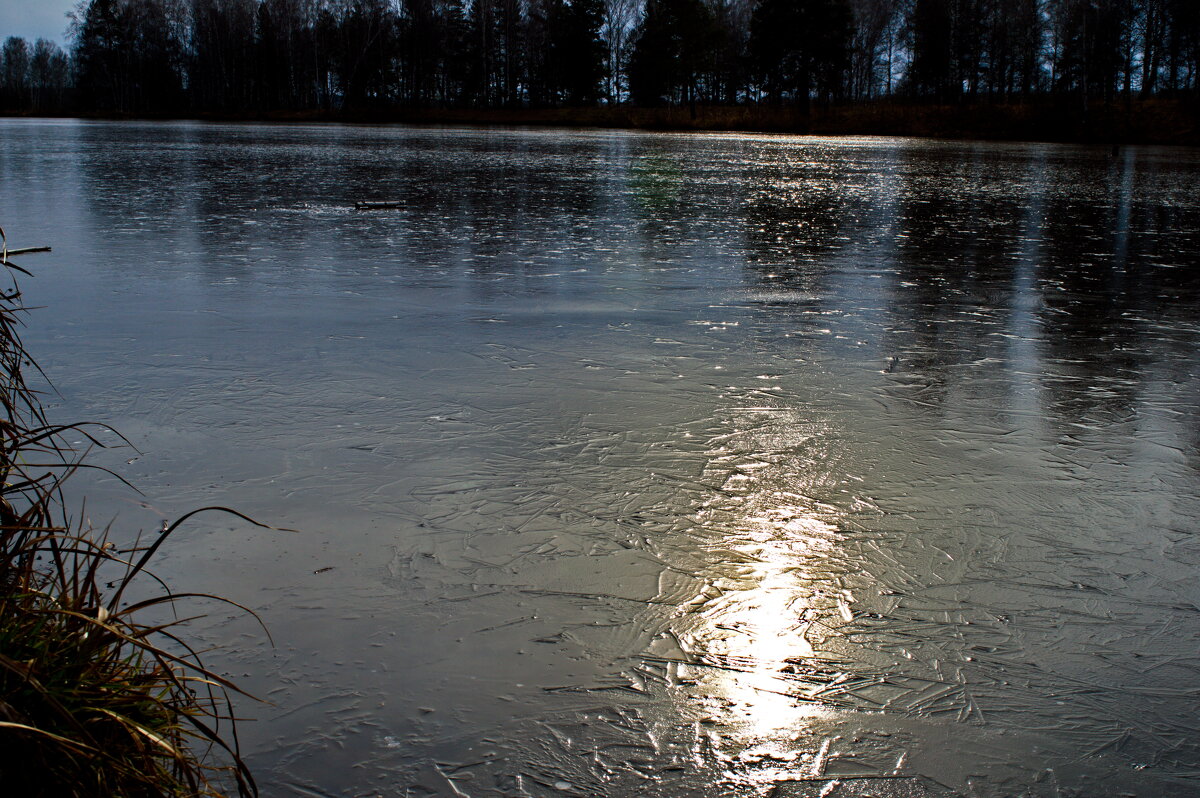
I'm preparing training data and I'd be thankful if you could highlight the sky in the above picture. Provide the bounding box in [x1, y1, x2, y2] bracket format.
[0, 1, 76, 46]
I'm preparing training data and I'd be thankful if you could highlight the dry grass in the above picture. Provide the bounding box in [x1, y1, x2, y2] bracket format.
[323, 97, 1200, 145]
[0, 233, 267, 797]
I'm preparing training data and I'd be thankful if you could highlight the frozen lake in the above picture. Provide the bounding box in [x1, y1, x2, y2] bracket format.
[3, 119, 1200, 797]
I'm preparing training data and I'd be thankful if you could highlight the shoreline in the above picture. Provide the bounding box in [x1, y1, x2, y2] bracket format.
[3, 99, 1198, 146]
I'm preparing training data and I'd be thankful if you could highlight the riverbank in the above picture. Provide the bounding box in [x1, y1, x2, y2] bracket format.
[8, 98, 1196, 145]
[356, 99, 1200, 146]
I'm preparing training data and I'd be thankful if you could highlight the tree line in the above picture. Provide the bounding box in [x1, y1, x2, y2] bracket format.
[0, 0, 1197, 116]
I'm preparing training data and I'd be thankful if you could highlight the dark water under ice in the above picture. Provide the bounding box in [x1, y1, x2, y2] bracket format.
[3, 119, 1200, 797]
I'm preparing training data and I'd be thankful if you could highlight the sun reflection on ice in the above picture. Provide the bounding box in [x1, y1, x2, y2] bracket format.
[700, 503, 846, 744]
[670, 405, 867, 786]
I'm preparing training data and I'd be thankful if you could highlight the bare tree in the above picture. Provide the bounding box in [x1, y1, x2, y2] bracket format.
[602, 0, 639, 102]
[29, 39, 71, 111]
[1, 36, 30, 109]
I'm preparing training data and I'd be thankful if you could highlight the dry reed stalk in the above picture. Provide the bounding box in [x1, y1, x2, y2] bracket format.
[0, 234, 270, 797]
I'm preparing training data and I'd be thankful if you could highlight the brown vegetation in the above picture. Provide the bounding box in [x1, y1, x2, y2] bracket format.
[293, 97, 1199, 146]
[0, 242, 266, 797]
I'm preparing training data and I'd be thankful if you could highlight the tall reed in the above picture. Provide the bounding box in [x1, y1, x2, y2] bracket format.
[0, 239, 265, 797]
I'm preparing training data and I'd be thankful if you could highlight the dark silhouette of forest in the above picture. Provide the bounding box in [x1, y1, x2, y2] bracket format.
[1, 1, 1198, 141]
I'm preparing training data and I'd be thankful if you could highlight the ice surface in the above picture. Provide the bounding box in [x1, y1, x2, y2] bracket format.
[2, 120, 1199, 795]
